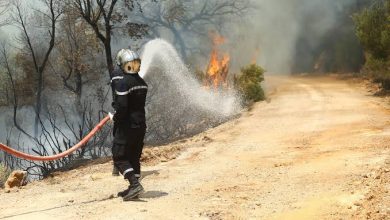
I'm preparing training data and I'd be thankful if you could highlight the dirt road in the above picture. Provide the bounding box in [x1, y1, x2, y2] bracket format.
[1, 75, 389, 219]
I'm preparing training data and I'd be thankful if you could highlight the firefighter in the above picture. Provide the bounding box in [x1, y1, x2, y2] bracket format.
[109, 49, 148, 201]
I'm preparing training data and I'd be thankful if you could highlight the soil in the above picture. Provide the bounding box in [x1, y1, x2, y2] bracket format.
[0, 75, 389, 220]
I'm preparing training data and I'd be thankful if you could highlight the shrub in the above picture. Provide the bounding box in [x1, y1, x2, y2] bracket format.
[365, 55, 390, 89]
[235, 64, 265, 103]
[0, 163, 11, 188]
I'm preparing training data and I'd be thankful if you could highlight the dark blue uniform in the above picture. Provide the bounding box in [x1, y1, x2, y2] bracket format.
[111, 68, 148, 178]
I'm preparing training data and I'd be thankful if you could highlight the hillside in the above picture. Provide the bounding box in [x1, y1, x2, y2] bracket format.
[1, 75, 389, 220]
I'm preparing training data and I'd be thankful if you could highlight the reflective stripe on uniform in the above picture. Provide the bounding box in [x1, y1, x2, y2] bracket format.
[115, 85, 148, 96]
[123, 168, 134, 176]
[110, 76, 124, 84]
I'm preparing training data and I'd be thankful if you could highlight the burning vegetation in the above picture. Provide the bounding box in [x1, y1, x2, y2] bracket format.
[204, 32, 231, 89]
[252, 47, 261, 65]
[200, 31, 266, 104]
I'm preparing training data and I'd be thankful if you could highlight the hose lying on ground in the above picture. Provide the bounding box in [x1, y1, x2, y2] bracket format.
[0, 115, 110, 162]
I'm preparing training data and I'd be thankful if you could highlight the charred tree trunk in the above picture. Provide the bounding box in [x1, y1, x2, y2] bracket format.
[75, 70, 82, 111]
[34, 68, 44, 137]
[172, 27, 188, 63]
[104, 35, 114, 76]
[72, 0, 119, 78]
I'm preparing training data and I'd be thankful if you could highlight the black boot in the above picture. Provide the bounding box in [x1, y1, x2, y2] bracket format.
[112, 166, 120, 176]
[117, 188, 130, 197]
[117, 176, 141, 197]
[123, 173, 144, 201]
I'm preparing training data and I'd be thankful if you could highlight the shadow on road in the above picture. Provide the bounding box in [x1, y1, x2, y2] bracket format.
[140, 191, 168, 199]
[141, 170, 160, 180]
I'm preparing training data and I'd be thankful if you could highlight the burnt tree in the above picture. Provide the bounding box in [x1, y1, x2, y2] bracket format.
[0, 44, 34, 139]
[138, 0, 249, 62]
[70, 0, 148, 77]
[0, 0, 10, 26]
[12, 0, 63, 137]
[51, 6, 103, 112]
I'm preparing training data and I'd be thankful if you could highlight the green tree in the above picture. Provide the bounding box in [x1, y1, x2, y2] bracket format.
[235, 64, 265, 103]
[354, 0, 390, 59]
[354, 0, 390, 89]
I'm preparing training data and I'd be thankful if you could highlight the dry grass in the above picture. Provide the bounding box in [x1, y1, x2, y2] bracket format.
[0, 163, 11, 189]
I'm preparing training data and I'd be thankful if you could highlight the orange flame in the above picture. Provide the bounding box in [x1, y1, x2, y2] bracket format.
[205, 32, 230, 89]
[252, 47, 260, 64]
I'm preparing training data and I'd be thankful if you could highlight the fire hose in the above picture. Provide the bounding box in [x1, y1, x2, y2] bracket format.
[0, 115, 111, 162]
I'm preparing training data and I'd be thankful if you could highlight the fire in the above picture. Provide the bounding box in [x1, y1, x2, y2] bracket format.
[252, 47, 260, 64]
[204, 32, 230, 89]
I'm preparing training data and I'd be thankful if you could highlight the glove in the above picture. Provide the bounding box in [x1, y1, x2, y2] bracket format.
[108, 112, 115, 121]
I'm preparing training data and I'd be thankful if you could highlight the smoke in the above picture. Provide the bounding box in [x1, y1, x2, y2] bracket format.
[227, 0, 362, 73]
[0, 29, 7, 43]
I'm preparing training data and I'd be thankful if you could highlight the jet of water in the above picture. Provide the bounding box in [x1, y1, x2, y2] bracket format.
[138, 39, 242, 143]
[140, 39, 241, 117]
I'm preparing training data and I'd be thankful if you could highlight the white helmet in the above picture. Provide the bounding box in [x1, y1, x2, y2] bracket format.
[115, 49, 140, 66]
